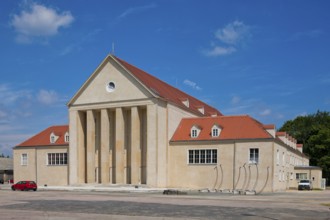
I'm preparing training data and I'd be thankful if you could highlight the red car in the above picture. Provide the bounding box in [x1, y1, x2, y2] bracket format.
[11, 181, 37, 191]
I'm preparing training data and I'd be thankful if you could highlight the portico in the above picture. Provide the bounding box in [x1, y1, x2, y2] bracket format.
[69, 106, 148, 185]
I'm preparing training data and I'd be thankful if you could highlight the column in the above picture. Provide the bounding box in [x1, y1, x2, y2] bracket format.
[86, 110, 96, 183]
[131, 107, 141, 184]
[147, 104, 157, 186]
[77, 111, 86, 184]
[115, 107, 125, 183]
[69, 110, 78, 185]
[100, 109, 110, 184]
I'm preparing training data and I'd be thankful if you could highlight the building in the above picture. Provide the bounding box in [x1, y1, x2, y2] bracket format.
[0, 157, 13, 183]
[13, 125, 69, 186]
[13, 55, 322, 192]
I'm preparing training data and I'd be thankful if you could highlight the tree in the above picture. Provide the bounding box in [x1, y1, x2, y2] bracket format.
[279, 111, 330, 185]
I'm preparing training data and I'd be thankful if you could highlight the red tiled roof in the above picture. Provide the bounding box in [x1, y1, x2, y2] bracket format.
[171, 115, 273, 142]
[114, 56, 222, 117]
[16, 125, 69, 147]
[263, 124, 275, 129]
[276, 132, 286, 136]
[297, 144, 303, 148]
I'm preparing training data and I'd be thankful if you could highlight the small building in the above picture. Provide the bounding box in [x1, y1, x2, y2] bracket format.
[0, 157, 13, 183]
[294, 165, 323, 189]
[13, 125, 69, 186]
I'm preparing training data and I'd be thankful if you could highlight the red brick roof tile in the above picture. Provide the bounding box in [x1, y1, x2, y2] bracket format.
[171, 115, 272, 142]
[114, 56, 222, 117]
[16, 125, 69, 147]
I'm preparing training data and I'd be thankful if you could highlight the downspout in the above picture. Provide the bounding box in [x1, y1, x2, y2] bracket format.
[35, 148, 38, 184]
[218, 164, 223, 190]
[213, 166, 218, 190]
[271, 142, 275, 192]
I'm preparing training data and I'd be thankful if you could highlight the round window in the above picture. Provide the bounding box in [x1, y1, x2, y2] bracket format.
[106, 82, 116, 92]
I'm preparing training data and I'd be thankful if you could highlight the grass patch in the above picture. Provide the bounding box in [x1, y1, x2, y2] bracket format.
[321, 203, 330, 207]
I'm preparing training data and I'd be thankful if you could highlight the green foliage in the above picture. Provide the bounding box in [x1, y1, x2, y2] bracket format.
[280, 111, 330, 183]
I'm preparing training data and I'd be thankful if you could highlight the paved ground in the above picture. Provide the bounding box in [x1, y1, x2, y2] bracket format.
[0, 186, 329, 219]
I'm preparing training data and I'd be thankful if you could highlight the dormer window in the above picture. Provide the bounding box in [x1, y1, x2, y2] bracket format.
[180, 98, 189, 108]
[50, 132, 58, 144]
[65, 132, 69, 143]
[211, 125, 221, 137]
[191, 125, 200, 138]
[197, 106, 204, 115]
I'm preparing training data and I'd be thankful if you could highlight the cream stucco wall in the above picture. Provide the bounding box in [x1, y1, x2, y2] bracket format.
[13, 146, 68, 186]
[169, 140, 277, 193]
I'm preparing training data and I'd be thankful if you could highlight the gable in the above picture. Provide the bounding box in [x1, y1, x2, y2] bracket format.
[68, 56, 153, 106]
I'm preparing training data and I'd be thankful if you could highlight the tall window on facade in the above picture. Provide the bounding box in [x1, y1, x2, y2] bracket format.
[249, 148, 259, 164]
[276, 150, 280, 165]
[188, 149, 217, 164]
[21, 153, 28, 166]
[47, 153, 68, 165]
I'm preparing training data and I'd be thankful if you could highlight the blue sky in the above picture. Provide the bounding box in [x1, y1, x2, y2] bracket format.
[1, 0, 330, 156]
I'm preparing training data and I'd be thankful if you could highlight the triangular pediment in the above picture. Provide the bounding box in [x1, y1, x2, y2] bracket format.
[68, 55, 155, 106]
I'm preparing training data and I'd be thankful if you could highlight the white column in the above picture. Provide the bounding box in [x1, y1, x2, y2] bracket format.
[131, 107, 141, 184]
[147, 104, 157, 186]
[100, 109, 110, 184]
[86, 110, 96, 183]
[115, 108, 125, 184]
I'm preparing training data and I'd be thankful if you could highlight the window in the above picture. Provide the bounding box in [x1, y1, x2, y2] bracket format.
[65, 132, 69, 142]
[50, 132, 58, 144]
[282, 152, 285, 166]
[191, 129, 198, 138]
[191, 125, 200, 138]
[21, 153, 28, 166]
[211, 125, 221, 137]
[47, 153, 68, 165]
[212, 128, 219, 137]
[276, 150, 279, 165]
[296, 173, 307, 180]
[249, 148, 259, 164]
[188, 149, 217, 164]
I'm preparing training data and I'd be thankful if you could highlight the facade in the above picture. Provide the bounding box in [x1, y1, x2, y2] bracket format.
[13, 55, 322, 192]
[13, 125, 69, 186]
[169, 117, 311, 192]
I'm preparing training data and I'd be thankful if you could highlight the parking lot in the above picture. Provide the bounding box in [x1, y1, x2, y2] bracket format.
[0, 187, 329, 219]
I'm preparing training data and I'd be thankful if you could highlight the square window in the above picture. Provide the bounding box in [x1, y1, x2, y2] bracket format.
[249, 148, 259, 164]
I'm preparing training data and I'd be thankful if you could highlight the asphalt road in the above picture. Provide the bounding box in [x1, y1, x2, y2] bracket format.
[0, 188, 329, 219]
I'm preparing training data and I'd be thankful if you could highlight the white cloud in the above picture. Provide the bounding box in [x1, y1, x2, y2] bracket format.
[203, 20, 251, 57]
[183, 79, 202, 91]
[11, 2, 74, 43]
[118, 3, 157, 19]
[231, 96, 241, 105]
[259, 109, 271, 116]
[37, 89, 59, 105]
[289, 29, 323, 41]
[0, 84, 32, 105]
[204, 46, 236, 57]
[215, 20, 250, 45]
